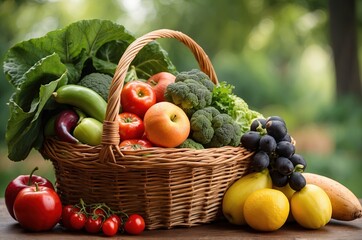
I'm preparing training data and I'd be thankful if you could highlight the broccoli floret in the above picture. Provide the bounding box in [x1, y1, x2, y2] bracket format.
[177, 138, 204, 149]
[165, 69, 215, 116]
[190, 107, 219, 144]
[207, 113, 242, 147]
[175, 69, 215, 92]
[78, 73, 113, 101]
[190, 106, 242, 148]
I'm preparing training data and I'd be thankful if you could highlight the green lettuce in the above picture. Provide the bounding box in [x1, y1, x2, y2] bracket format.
[211, 81, 264, 134]
[3, 19, 176, 161]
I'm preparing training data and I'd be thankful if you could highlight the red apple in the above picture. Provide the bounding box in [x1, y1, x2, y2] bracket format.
[143, 102, 190, 147]
[13, 185, 62, 231]
[147, 72, 176, 102]
[5, 167, 55, 220]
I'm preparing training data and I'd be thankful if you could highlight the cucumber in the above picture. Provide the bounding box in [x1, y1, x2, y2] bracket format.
[53, 85, 107, 122]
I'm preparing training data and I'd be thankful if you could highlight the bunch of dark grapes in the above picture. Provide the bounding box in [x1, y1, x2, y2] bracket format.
[241, 116, 307, 191]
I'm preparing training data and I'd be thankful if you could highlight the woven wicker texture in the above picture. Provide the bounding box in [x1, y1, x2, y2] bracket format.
[41, 29, 253, 230]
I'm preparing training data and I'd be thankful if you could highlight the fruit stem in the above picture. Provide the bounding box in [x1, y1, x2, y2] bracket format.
[170, 114, 177, 122]
[256, 124, 267, 135]
[27, 166, 39, 186]
[149, 79, 158, 86]
[125, 66, 139, 83]
[294, 164, 305, 173]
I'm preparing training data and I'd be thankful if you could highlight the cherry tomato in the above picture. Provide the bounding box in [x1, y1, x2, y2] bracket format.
[118, 112, 145, 141]
[13, 185, 62, 232]
[109, 214, 122, 229]
[84, 216, 103, 234]
[69, 212, 87, 230]
[61, 205, 80, 229]
[91, 208, 106, 220]
[121, 80, 156, 118]
[119, 139, 153, 150]
[124, 214, 145, 235]
[102, 217, 119, 237]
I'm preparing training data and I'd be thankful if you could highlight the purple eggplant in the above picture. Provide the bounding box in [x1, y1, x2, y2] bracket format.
[55, 109, 79, 143]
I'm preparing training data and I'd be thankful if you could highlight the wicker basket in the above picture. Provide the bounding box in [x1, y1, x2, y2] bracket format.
[41, 29, 253, 230]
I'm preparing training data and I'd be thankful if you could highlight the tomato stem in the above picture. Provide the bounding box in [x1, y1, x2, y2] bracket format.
[27, 166, 39, 186]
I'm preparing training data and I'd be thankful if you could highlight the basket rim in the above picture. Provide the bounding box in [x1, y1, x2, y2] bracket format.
[42, 137, 254, 169]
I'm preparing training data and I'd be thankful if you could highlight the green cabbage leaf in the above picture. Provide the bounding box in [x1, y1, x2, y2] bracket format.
[3, 19, 176, 161]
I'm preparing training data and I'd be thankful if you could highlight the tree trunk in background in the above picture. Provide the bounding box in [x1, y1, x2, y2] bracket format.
[329, 0, 362, 100]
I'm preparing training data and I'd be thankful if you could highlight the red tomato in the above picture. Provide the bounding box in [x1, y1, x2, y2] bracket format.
[118, 112, 145, 141]
[121, 80, 156, 118]
[147, 72, 176, 102]
[119, 139, 153, 150]
[13, 186, 62, 232]
[102, 217, 119, 237]
[61, 205, 80, 229]
[109, 214, 122, 228]
[84, 216, 103, 234]
[124, 214, 145, 235]
[69, 212, 86, 230]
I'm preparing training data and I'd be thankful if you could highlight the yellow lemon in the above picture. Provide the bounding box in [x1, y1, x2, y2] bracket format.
[243, 188, 289, 231]
[291, 184, 332, 229]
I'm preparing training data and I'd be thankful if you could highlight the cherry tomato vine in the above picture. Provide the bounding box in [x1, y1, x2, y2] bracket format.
[61, 199, 145, 237]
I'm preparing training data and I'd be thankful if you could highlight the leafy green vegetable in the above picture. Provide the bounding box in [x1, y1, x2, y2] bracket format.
[3, 19, 176, 161]
[211, 81, 264, 134]
[78, 73, 113, 101]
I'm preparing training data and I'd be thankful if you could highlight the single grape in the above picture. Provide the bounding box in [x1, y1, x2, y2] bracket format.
[250, 118, 267, 132]
[280, 133, 292, 143]
[266, 120, 288, 141]
[251, 151, 270, 171]
[266, 116, 286, 125]
[259, 135, 277, 154]
[290, 154, 307, 171]
[240, 131, 261, 150]
[289, 172, 306, 191]
[275, 157, 294, 176]
[269, 169, 289, 187]
[276, 141, 295, 158]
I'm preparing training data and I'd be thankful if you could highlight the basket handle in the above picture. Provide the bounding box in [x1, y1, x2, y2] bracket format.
[99, 29, 219, 163]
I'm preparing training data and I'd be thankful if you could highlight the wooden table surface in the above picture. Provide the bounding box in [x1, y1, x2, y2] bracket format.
[1, 198, 361, 239]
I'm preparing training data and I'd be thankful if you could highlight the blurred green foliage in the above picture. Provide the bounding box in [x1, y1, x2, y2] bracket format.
[1, 0, 361, 197]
